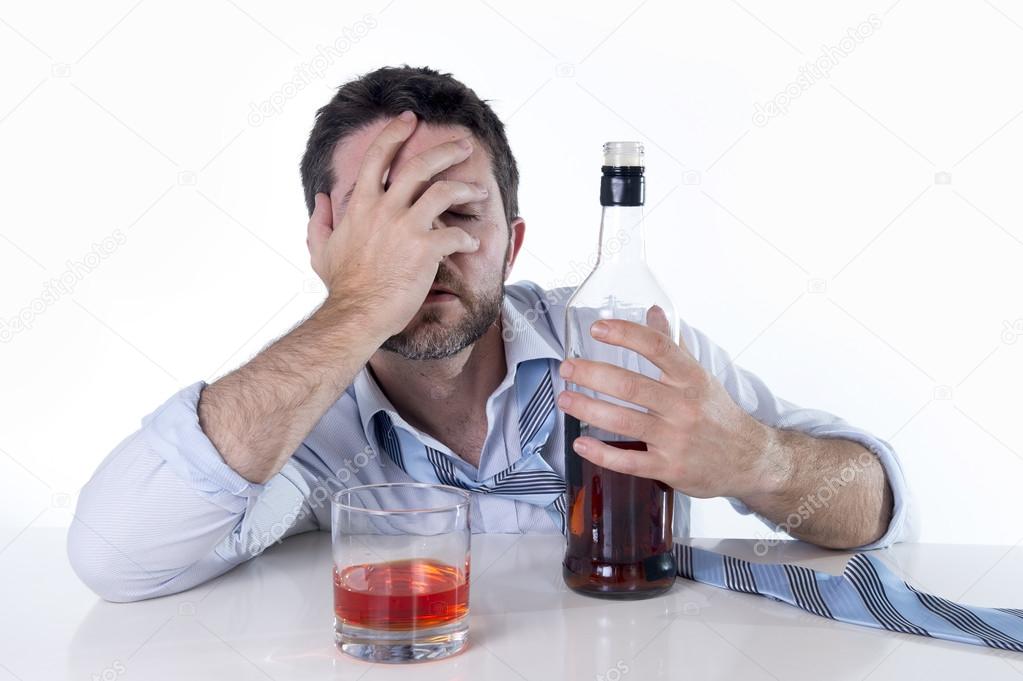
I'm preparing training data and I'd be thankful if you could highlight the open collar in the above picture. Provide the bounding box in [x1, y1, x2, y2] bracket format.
[353, 287, 564, 442]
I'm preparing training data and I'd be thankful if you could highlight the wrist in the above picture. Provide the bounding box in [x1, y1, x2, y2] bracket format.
[735, 421, 796, 507]
[310, 296, 385, 365]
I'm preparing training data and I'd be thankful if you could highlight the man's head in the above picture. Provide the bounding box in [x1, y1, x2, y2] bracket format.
[300, 65, 524, 360]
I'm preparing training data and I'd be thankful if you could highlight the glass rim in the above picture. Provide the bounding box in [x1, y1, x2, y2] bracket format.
[331, 482, 471, 516]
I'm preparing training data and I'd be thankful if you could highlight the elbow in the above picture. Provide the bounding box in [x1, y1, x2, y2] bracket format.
[67, 516, 153, 603]
[858, 464, 898, 550]
[835, 475, 899, 552]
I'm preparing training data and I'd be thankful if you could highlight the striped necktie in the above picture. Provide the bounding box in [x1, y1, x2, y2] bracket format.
[676, 544, 1023, 652]
[370, 359, 1022, 653]
[372, 357, 569, 532]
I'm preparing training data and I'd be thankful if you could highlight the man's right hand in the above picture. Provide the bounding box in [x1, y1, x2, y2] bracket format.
[306, 110, 488, 342]
[200, 111, 488, 484]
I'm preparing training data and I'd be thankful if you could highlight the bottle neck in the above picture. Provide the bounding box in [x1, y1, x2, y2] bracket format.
[596, 204, 646, 266]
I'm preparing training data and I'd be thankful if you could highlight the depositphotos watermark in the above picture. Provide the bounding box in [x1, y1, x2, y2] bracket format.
[595, 660, 630, 681]
[247, 15, 378, 127]
[753, 449, 876, 556]
[1001, 319, 1023, 344]
[1, 229, 127, 343]
[501, 228, 633, 344]
[89, 660, 126, 681]
[752, 14, 882, 127]
[247, 445, 378, 556]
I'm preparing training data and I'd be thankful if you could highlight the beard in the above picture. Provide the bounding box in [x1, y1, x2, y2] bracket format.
[381, 264, 505, 361]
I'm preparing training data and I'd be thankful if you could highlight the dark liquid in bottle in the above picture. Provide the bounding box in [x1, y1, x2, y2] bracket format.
[563, 415, 677, 599]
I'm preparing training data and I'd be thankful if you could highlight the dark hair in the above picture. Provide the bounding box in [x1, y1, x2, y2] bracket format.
[300, 64, 519, 226]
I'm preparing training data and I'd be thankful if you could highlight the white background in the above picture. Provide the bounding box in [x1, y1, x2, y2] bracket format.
[1, 0, 1021, 548]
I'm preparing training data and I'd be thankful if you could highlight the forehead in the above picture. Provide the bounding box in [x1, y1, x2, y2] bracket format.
[331, 118, 491, 199]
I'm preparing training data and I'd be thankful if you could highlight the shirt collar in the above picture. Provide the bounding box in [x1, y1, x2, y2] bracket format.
[352, 288, 564, 441]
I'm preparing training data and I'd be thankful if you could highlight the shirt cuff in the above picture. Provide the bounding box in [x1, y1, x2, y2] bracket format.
[141, 380, 266, 512]
[727, 425, 910, 551]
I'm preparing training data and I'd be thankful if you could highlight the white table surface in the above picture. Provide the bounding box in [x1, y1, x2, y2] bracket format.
[3, 528, 1022, 680]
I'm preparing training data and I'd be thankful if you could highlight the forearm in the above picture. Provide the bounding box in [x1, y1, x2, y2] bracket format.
[199, 297, 382, 484]
[740, 425, 894, 549]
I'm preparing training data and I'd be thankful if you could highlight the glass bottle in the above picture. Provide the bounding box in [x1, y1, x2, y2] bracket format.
[561, 141, 679, 599]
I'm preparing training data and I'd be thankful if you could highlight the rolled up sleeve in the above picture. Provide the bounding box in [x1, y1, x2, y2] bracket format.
[141, 381, 266, 512]
[68, 381, 318, 602]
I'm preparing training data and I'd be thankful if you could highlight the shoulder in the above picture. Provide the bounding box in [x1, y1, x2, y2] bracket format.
[505, 280, 577, 318]
[505, 279, 712, 357]
[504, 279, 578, 342]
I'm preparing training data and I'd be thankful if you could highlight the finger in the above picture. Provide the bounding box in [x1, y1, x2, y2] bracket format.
[571, 436, 659, 479]
[383, 137, 477, 210]
[349, 110, 417, 209]
[589, 317, 698, 378]
[424, 225, 480, 259]
[306, 192, 333, 256]
[646, 304, 671, 337]
[559, 358, 675, 415]
[408, 180, 490, 229]
[556, 389, 663, 444]
[646, 304, 696, 361]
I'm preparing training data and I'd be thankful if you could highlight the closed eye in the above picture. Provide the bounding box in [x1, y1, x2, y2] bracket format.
[444, 211, 480, 222]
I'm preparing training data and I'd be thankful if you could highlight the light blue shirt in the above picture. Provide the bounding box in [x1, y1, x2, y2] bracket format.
[67, 281, 911, 602]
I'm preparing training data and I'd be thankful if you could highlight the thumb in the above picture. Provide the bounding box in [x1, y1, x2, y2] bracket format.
[646, 304, 695, 360]
[307, 192, 333, 256]
[646, 304, 671, 337]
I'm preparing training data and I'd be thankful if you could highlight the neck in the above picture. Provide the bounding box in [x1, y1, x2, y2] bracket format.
[367, 317, 507, 439]
[597, 204, 646, 266]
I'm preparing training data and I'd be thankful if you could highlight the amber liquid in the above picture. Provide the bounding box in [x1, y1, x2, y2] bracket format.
[333, 557, 470, 631]
[563, 415, 676, 599]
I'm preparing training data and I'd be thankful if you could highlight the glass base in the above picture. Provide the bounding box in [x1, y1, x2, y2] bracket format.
[334, 617, 468, 663]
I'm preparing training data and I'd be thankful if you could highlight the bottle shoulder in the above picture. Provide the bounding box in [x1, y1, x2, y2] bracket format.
[566, 263, 676, 315]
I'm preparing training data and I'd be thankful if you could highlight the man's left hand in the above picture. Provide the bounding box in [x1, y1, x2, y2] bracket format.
[555, 306, 784, 500]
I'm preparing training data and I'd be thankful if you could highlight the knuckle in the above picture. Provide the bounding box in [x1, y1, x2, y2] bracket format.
[684, 397, 707, 422]
[422, 179, 452, 200]
[347, 193, 370, 215]
[404, 154, 431, 177]
[363, 143, 387, 162]
[677, 380, 701, 402]
[618, 376, 640, 402]
[652, 333, 676, 357]
[638, 416, 657, 441]
[667, 458, 686, 486]
[438, 179, 464, 197]
[612, 409, 634, 435]
[689, 369, 712, 395]
[612, 450, 634, 474]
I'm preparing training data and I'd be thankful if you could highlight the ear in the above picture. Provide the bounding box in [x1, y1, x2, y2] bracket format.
[504, 216, 526, 280]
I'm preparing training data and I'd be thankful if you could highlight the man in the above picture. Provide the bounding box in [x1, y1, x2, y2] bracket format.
[68, 65, 908, 603]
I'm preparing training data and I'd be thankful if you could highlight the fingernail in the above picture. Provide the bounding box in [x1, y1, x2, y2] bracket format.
[458, 137, 473, 150]
[399, 110, 415, 122]
[591, 321, 609, 338]
[558, 361, 574, 378]
[573, 438, 588, 453]
[557, 392, 572, 408]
